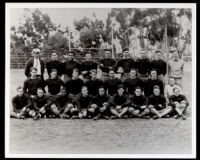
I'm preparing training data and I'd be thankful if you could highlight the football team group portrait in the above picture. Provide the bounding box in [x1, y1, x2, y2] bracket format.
[11, 48, 189, 120]
[6, 4, 195, 156]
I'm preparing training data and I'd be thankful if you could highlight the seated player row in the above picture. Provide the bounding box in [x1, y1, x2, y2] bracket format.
[23, 67, 182, 99]
[25, 48, 183, 88]
[12, 68, 188, 120]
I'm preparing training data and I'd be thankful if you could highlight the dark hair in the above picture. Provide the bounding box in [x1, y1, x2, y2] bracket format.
[99, 85, 105, 90]
[140, 49, 146, 54]
[68, 51, 75, 56]
[155, 50, 162, 54]
[51, 51, 58, 55]
[150, 68, 157, 73]
[153, 85, 160, 91]
[171, 49, 180, 55]
[50, 68, 57, 73]
[104, 49, 111, 53]
[91, 69, 97, 74]
[117, 84, 125, 90]
[82, 86, 88, 90]
[61, 87, 66, 91]
[86, 52, 92, 56]
[135, 86, 142, 91]
[123, 48, 129, 52]
[32, 48, 41, 54]
[173, 87, 180, 92]
[16, 86, 23, 91]
[169, 77, 175, 81]
[37, 87, 44, 91]
[172, 49, 179, 53]
[30, 67, 37, 72]
[130, 68, 137, 72]
[73, 68, 79, 73]
[109, 69, 115, 73]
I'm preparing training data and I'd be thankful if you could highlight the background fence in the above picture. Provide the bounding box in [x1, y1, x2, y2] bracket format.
[10, 48, 192, 69]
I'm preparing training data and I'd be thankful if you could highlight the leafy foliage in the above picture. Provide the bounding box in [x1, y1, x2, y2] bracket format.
[10, 8, 192, 68]
[74, 17, 109, 49]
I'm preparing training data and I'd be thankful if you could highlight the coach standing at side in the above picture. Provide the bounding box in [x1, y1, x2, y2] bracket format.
[168, 50, 184, 88]
[25, 48, 45, 80]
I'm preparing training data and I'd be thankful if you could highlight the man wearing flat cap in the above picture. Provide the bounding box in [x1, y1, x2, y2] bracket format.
[25, 48, 45, 80]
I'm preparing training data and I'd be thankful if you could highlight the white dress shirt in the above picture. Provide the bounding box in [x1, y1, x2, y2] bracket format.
[33, 58, 41, 75]
[164, 84, 182, 102]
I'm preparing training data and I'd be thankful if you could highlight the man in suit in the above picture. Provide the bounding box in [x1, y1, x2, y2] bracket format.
[25, 48, 45, 80]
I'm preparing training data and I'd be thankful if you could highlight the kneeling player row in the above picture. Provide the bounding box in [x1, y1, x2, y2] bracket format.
[11, 84, 188, 120]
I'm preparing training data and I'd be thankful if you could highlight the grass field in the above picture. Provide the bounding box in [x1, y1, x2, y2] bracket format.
[8, 62, 192, 155]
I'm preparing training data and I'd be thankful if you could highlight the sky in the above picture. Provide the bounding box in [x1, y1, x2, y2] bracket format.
[10, 8, 111, 28]
[9, 7, 191, 37]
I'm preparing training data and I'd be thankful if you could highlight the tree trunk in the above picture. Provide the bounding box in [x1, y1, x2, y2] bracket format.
[69, 28, 71, 51]
[140, 27, 144, 49]
[25, 51, 27, 68]
[165, 23, 168, 61]
[111, 25, 115, 59]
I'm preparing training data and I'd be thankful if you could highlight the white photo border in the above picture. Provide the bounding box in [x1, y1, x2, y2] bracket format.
[5, 2, 196, 158]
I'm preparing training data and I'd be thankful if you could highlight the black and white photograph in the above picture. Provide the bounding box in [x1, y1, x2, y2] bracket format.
[5, 3, 196, 158]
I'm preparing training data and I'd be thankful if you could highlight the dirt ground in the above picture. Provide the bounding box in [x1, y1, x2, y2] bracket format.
[8, 62, 192, 154]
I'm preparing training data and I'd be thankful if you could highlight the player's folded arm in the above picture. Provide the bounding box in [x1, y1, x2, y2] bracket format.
[24, 96, 32, 109]
[33, 100, 40, 111]
[148, 104, 154, 109]
[44, 99, 53, 109]
[140, 105, 147, 109]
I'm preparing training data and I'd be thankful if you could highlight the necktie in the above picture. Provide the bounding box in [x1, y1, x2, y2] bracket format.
[35, 59, 38, 68]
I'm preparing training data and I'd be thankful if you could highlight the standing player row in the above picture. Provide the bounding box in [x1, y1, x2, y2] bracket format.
[24, 48, 184, 87]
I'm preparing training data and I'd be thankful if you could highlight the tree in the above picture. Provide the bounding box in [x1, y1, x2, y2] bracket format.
[74, 16, 109, 55]
[43, 29, 69, 58]
[108, 9, 133, 48]
[10, 9, 59, 68]
[106, 8, 192, 60]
